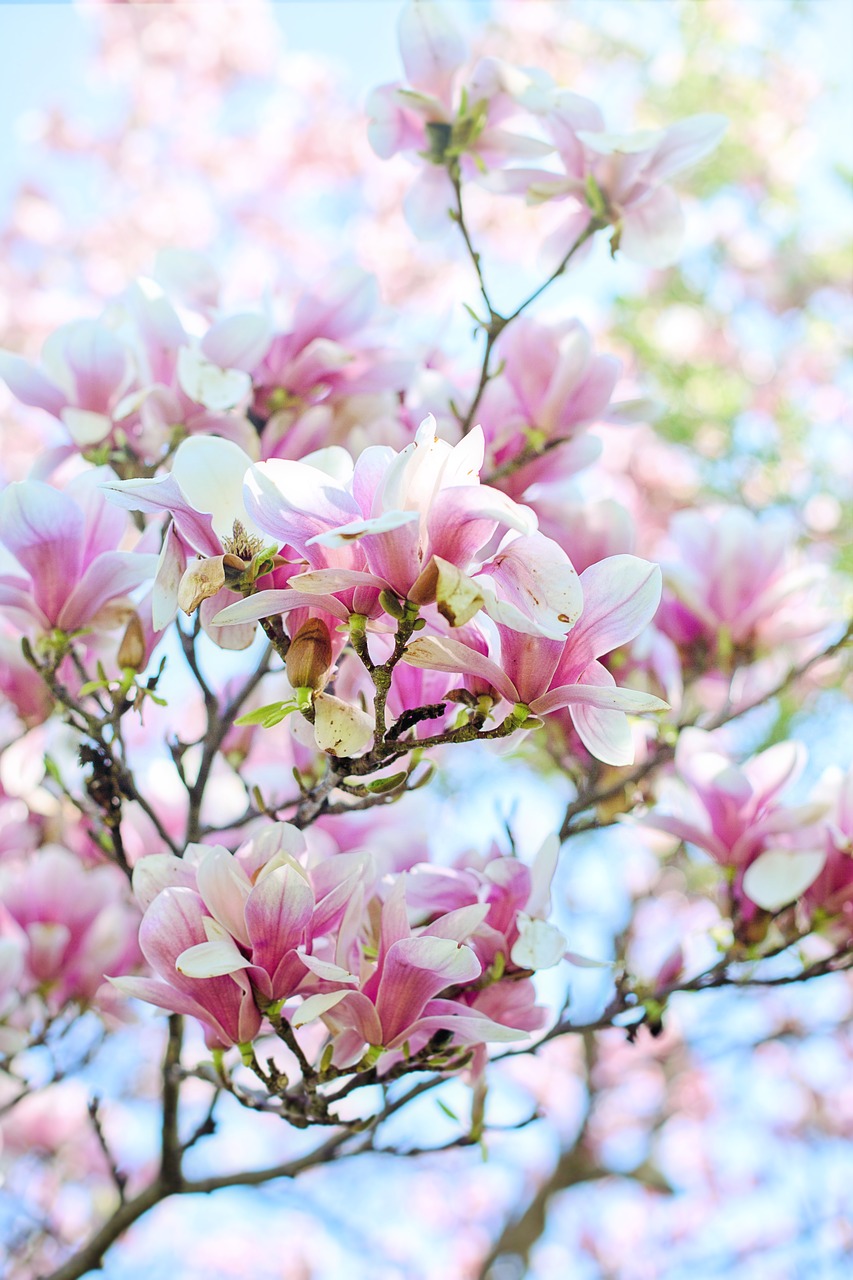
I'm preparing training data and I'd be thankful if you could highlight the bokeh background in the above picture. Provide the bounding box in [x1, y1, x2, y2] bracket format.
[1, 2, 851, 1278]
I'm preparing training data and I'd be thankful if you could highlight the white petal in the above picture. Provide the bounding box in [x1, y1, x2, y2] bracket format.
[510, 914, 567, 970]
[741, 848, 826, 912]
[313, 694, 374, 757]
[177, 346, 251, 411]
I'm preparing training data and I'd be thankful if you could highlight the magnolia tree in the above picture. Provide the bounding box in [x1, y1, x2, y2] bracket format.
[0, 2, 851, 1277]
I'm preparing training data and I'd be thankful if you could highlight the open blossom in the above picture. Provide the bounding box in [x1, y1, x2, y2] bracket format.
[655, 506, 831, 667]
[403, 554, 668, 765]
[213, 414, 584, 641]
[0, 846, 141, 1014]
[0, 468, 157, 639]
[478, 317, 619, 494]
[642, 729, 828, 912]
[506, 96, 727, 267]
[367, 0, 552, 237]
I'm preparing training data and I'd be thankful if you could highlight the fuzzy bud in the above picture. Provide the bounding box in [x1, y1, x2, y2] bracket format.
[117, 612, 146, 671]
[285, 617, 332, 692]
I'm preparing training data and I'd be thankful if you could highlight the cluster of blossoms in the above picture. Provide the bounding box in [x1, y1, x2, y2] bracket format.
[0, 0, 846, 1150]
[113, 823, 564, 1067]
[367, 0, 726, 265]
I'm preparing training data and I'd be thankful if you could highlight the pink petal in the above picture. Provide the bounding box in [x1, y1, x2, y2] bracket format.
[57, 550, 158, 632]
[245, 864, 315, 977]
[244, 459, 361, 553]
[376, 936, 481, 1043]
[402, 634, 519, 704]
[557, 555, 662, 682]
[0, 351, 67, 416]
[201, 312, 272, 372]
[211, 589, 350, 626]
[620, 185, 686, 267]
[427, 486, 536, 570]
[643, 114, 728, 184]
[0, 481, 85, 625]
[102, 473, 221, 557]
[398, 0, 466, 101]
[478, 532, 582, 640]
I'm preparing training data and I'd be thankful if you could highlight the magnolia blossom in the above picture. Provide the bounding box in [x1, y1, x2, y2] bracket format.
[403, 554, 668, 765]
[0, 469, 157, 639]
[214, 415, 583, 642]
[508, 96, 727, 267]
[478, 317, 619, 492]
[643, 729, 828, 912]
[0, 846, 141, 1013]
[367, 0, 552, 237]
[656, 506, 830, 664]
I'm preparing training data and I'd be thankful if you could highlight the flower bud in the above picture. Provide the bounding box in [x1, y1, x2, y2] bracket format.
[285, 618, 332, 692]
[117, 612, 146, 671]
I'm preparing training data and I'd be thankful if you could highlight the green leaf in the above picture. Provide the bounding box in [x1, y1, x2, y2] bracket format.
[234, 700, 297, 728]
[363, 772, 407, 794]
[436, 1099, 459, 1122]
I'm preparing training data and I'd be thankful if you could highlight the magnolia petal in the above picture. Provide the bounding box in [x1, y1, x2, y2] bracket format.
[558, 556, 663, 680]
[420, 903, 490, 943]
[152, 522, 184, 631]
[377, 936, 482, 1043]
[308, 509, 419, 549]
[201, 312, 271, 372]
[398, 0, 466, 99]
[292, 990, 351, 1029]
[313, 693, 374, 757]
[526, 832, 561, 918]
[297, 955, 359, 985]
[290, 568, 388, 594]
[644, 113, 728, 184]
[510, 915, 568, 970]
[620, 186, 686, 268]
[479, 533, 582, 640]
[101, 473, 221, 558]
[61, 407, 113, 446]
[742, 848, 827, 912]
[132, 853, 197, 911]
[211, 589, 350, 626]
[531, 676, 669, 718]
[57, 550, 158, 632]
[245, 864, 314, 974]
[170, 435, 263, 542]
[177, 346, 251, 411]
[402, 634, 518, 704]
[176, 938, 252, 979]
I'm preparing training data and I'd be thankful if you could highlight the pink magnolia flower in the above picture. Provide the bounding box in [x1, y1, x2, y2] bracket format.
[0, 469, 157, 639]
[0, 846, 141, 1012]
[113, 825, 371, 1045]
[218, 416, 582, 643]
[478, 317, 620, 494]
[522, 99, 727, 267]
[367, 1, 552, 237]
[299, 878, 529, 1069]
[656, 506, 831, 666]
[642, 729, 828, 912]
[0, 318, 134, 450]
[403, 554, 668, 765]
